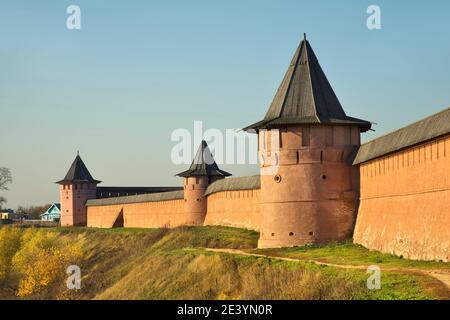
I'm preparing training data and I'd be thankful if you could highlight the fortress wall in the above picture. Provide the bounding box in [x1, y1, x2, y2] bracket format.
[87, 204, 123, 228]
[354, 134, 450, 261]
[88, 199, 186, 228]
[87, 176, 262, 231]
[123, 199, 186, 228]
[204, 189, 261, 231]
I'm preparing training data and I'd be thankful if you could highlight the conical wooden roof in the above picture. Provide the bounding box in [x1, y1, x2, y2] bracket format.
[245, 35, 371, 132]
[176, 141, 231, 178]
[56, 154, 101, 184]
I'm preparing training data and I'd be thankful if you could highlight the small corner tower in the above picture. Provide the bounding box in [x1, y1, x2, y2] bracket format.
[245, 34, 371, 248]
[176, 140, 231, 225]
[56, 153, 101, 226]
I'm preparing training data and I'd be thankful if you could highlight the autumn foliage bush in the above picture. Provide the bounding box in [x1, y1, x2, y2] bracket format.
[0, 227, 82, 297]
[0, 226, 22, 277]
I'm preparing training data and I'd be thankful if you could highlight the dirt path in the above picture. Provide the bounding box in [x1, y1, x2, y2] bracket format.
[204, 248, 450, 294]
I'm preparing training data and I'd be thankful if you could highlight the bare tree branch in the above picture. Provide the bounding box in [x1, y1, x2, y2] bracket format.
[0, 196, 6, 207]
[0, 167, 12, 208]
[0, 167, 12, 191]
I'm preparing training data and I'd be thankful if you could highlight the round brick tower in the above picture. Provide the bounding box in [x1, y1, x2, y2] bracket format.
[244, 35, 372, 248]
[176, 140, 231, 225]
[57, 153, 100, 227]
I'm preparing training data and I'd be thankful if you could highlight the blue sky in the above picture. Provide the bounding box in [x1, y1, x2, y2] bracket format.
[1, 0, 449, 208]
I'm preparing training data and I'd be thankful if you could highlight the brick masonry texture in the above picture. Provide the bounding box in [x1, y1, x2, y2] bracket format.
[354, 134, 450, 262]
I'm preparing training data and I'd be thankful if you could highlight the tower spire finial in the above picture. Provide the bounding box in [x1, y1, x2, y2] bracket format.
[304, 33, 307, 41]
[77, 150, 79, 156]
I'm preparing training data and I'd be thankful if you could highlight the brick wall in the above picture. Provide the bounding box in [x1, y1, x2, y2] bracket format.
[204, 188, 260, 231]
[87, 189, 261, 231]
[87, 199, 186, 229]
[354, 134, 450, 261]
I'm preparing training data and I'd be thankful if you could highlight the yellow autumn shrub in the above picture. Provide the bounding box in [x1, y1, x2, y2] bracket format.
[12, 228, 82, 297]
[0, 226, 23, 278]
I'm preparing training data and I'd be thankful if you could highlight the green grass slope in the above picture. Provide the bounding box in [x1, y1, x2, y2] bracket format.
[0, 226, 448, 300]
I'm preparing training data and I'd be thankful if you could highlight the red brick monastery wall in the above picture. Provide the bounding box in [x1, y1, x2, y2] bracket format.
[87, 189, 261, 231]
[354, 134, 450, 262]
[204, 189, 260, 231]
[88, 199, 185, 229]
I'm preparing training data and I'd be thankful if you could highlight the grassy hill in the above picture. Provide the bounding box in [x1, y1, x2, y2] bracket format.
[0, 226, 448, 300]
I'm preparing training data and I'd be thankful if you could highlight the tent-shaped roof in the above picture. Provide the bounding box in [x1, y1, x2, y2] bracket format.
[176, 140, 231, 178]
[56, 154, 101, 184]
[244, 35, 371, 132]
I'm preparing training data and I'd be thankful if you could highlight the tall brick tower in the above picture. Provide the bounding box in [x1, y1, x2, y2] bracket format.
[176, 140, 231, 225]
[57, 153, 100, 226]
[245, 35, 372, 248]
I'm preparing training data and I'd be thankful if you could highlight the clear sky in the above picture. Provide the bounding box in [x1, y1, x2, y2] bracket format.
[1, 0, 449, 208]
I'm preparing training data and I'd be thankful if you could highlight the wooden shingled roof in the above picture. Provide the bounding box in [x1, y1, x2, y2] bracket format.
[354, 107, 450, 165]
[86, 190, 184, 207]
[176, 140, 231, 178]
[205, 175, 261, 196]
[244, 35, 371, 132]
[86, 175, 262, 206]
[56, 154, 101, 184]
